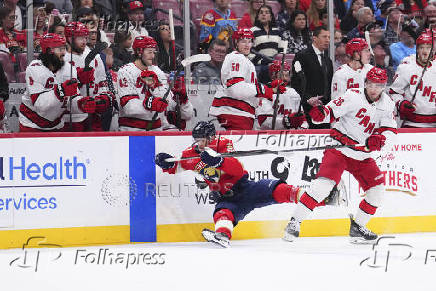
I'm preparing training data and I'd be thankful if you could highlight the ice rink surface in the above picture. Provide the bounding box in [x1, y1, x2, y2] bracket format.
[1, 233, 436, 291]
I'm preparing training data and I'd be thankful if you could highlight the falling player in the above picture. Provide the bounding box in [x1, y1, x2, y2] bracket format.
[331, 38, 373, 99]
[389, 32, 436, 128]
[209, 28, 284, 130]
[255, 60, 307, 130]
[155, 121, 341, 247]
[283, 67, 397, 244]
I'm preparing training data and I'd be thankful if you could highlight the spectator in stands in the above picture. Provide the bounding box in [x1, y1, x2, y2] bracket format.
[111, 30, 134, 71]
[384, 6, 402, 46]
[192, 39, 228, 85]
[33, 6, 48, 52]
[2, 0, 22, 30]
[375, 0, 396, 29]
[250, 5, 282, 64]
[77, 7, 111, 46]
[334, 41, 348, 69]
[365, 20, 385, 47]
[291, 25, 333, 129]
[282, 10, 311, 54]
[334, 30, 343, 44]
[239, 0, 265, 29]
[277, 0, 299, 32]
[306, 0, 326, 30]
[0, 62, 8, 101]
[395, 0, 427, 15]
[126, 0, 149, 41]
[346, 7, 375, 39]
[154, 20, 182, 73]
[50, 0, 73, 14]
[389, 23, 417, 70]
[340, 0, 364, 34]
[373, 41, 395, 84]
[199, 0, 237, 51]
[0, 6, 25, 54]
[421, 2, 436, 30]
[48, 16, 66, 37]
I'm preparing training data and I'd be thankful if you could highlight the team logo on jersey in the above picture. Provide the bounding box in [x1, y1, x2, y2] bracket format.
[199, 166, 221, 183]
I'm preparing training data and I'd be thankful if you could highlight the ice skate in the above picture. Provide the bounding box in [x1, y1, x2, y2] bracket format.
[282, 217, 300, 242]
[349, 215, 377, 244]
[324, 180, 348, 207]
[202, 229, 230, 248]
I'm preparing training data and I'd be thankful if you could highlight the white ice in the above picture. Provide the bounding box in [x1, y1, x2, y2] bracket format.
[1, 233, 436, 291]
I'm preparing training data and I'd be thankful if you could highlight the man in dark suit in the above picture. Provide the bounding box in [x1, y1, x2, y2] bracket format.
[291, 26, 333, 129]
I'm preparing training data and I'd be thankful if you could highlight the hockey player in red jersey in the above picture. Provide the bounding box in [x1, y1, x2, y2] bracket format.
[209, 28, 284, 130]
[155, 121, 341, 247]
[331, 38, 373, 99]
[63, 22, 113, 131]
[117, 36, 193, 131]
[283, 67, 397, 244]
[19, 33, 98, 132]
[255, 60, 307, 130]
[389, 32, 436, 128]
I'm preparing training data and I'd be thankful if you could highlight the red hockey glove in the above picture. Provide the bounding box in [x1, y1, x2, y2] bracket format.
[309, 105, 326, 122]
[270, 79, 286, 94]
[143, 96, 168, 112]
[140, 70, 161, 89]
[78, 96, 96, 113]
[166, 111, 187, 130]
[58, 79, 79, 98]
[0, 99, 4, 121]
[283, 112, 306, 129]
[255, 82, 273, 101]
[397, 100, 416, 120]
[172, 76, 188, 104]
[94, 93, 112, 113]
[76, 67, 95, 85]
[366, 133, 386, 151]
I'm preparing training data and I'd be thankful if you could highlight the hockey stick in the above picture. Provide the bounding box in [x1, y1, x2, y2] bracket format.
[164, 144, 365, 162]
[271, 41, 288, 130]
[169, 8, 182, 129]
[399, 25, 434, 128]
[147, 53, 211, 130]
[364, 30, 375, 65]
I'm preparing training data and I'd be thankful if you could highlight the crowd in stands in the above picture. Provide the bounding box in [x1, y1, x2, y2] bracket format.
[0, 0, 435, 132]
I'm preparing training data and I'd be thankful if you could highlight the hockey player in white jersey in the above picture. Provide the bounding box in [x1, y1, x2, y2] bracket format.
[331, 38, 373, 99]
[209, 28, 283, 130]
[117, 36, 193, 131]
[283, 67, 397, 244]
[19, 33, 98, 132]
[64, 22, 113, 131]
[255, 60, 307, 130]
[389, 32, 436, 128]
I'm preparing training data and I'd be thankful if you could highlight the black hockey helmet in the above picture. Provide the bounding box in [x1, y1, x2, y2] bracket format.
[192, 121, 216, 139]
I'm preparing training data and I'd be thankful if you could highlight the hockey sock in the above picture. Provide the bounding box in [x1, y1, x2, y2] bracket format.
[354, 185, 383, 226]
[213, 209, 235, 239]
[272, 183, 300, 203]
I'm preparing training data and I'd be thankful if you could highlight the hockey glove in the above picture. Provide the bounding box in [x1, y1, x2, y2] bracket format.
[143, 96, 168, 112]
[366, 134, 386, 151]
[76, 67, 95, 85]
[397, 100, 416, 120]
[57, 79, 79, 99]
[155, 152, 176, 169]
[78, 96, 96, 113]
[283, 112, 306, 129]
[309, 105, 326, 122]
[94, 93, 112, 113]
[140, 70, 161, 89]
[172, 76, 188, 104]
[166, 111, 187, 130]
[255, 81, 273, 101]
[200, 150, 223, 168]
[270, 79, 287, 94]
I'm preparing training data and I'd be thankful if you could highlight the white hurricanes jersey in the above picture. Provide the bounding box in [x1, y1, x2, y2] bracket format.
[209, 51, 261, 119]
[64, 49, 109, 123]
[20, 59, 84, 130]
[331, 64, 373, 99]
[389, 59, 436, 127]
[255, 87, 307, 129]
[317, 88, 397, 160]
[116, 63, 193, 131]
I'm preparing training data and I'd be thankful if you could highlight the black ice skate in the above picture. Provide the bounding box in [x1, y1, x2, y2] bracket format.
[201, 229, 230, 248]
[282, 217, 300, 242]
[349, 215, 377, 244]
[324, 181, 349, 207]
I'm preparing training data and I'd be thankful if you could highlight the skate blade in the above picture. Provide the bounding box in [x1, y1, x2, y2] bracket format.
[282, 233, 298, 242]
[201, 229, 230, 248]
[349, 237, 377, 245]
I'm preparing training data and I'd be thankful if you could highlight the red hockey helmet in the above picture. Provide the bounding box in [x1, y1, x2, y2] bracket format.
[416, 32, 433, 46]
[345, 38, 369, 56]
[366, 67, 388, 84]
[40, 33, 66, 53]
[232, 28, 254, 44]
[268, 60, 291, 76]
[132, 36, 157, 55]
[64, 22, 89, 38]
